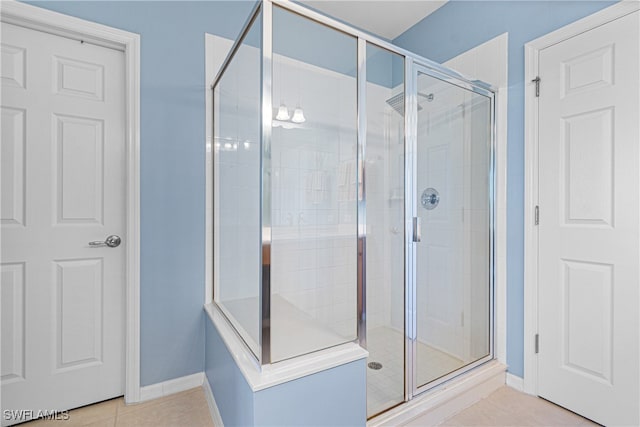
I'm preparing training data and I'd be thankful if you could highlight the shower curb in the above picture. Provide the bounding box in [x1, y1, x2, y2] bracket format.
[367, 360, 506, 427]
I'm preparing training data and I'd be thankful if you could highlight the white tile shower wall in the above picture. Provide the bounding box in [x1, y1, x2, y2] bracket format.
[271, 54, 358, 341]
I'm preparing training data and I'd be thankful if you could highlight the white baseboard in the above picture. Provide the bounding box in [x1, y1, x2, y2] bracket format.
[368, 361, 506, 427]
[506, 373, 524, 392]
[203, 375, 225, 427]
[138, 372, 204, 402]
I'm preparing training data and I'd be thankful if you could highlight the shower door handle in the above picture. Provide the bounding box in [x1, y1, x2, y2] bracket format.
[412, 217, 421, 243]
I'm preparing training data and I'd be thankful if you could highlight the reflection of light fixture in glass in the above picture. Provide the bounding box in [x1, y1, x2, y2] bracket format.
[243, 141, 250, 150]
[275, 104, 290, 121]
[291, 107, 306, 123]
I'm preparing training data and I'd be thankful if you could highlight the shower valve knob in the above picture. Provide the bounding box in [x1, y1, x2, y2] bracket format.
[421, 188, 440, 210]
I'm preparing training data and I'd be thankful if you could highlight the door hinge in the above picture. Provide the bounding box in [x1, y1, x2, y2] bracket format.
[535, 205, 539, 225]
[535, 334, 539, 354]
[532, 77, 541, 97]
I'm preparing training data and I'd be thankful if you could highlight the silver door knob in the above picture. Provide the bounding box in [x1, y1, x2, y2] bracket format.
[89, 235, 121, 248]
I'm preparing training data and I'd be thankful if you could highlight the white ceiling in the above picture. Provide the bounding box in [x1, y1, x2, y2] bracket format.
[300, 1, 448, 40]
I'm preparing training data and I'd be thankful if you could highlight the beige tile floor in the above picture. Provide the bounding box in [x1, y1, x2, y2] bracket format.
[24, 387, 213, 427]
[435, 386, 598, 427]
[22, 383, 597, 427]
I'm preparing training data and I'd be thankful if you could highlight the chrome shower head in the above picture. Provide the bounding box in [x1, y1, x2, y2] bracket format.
[385, 92, 434, 115]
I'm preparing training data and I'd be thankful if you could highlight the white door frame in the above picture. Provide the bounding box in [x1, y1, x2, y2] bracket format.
[0, 0, 142, 403]
[523, 0, 640, 395]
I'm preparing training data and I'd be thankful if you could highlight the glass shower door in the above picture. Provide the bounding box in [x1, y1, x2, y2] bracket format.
[413, 69, 492, 389]
[363, 59, 494, 417]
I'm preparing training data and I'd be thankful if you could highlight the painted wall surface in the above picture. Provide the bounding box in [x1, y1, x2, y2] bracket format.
[253, 360, 367, 427]
[25, 0, 258, 386]
[394, 0, 617, 377]
[205, 314, 367, 426]
[205, 318, 254, 426]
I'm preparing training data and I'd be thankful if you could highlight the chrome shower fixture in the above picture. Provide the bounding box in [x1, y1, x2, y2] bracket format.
[385, 92, 434, 115]
[421, 188, 440, 210]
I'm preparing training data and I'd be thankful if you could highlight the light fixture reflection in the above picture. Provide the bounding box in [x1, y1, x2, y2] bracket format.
[291, 107, 306, 123]
[275, 104, 290, 121]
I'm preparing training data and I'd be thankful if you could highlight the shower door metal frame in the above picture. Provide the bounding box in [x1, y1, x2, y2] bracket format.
[210, 0, 496, 392]
[260, 0, 273, 365]
[406, 63, 497, 399]
[404, 58, 417, 401]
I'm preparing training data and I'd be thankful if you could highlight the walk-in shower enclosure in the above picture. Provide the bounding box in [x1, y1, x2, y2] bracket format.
[212, 0, 495, 418]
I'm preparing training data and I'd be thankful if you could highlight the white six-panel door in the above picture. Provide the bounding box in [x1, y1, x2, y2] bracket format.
[537, 11, 640, 426]
[1, 22, 126, 423]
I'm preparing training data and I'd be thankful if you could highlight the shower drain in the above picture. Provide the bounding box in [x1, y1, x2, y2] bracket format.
[368, 361, 383, 370]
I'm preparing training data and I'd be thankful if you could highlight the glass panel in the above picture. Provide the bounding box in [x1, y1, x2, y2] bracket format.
[213, 14, 262, 358]
[415, 71, 491, 387]
[364, 44, 405, 417]
[269, 6, 358, 362]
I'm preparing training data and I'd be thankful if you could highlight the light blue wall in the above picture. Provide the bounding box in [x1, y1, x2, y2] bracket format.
[261, 5, 395, 87]
[205, 318, 255, 426]
[394, 0, 617, 377]
[205, 314, 367, 426]
[253, 361, 366, 427]
[274, 6, 357, 77]
[25, 0, 257, 386]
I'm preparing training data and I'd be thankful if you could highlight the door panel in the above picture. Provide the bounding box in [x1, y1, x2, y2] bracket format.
[54, 114, 105, 224]
[1, 22, 126, 423]
[1, 263, 25, 383]
[1, 107, 26, 226]
[537, 10, 640, 426]
[53, 55, 105, 100]
[561, 108, 613, 226]
[55, 258, 104, 371]
[561, 260, 612, 383]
